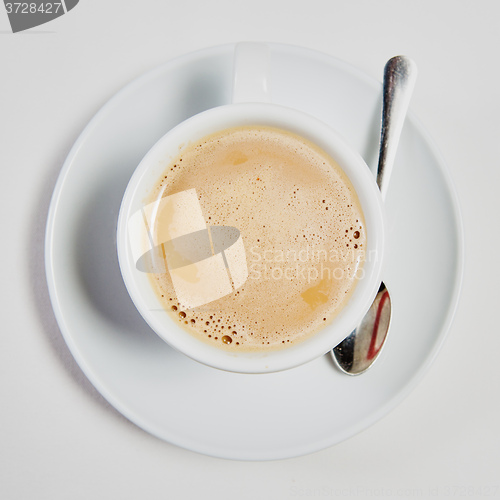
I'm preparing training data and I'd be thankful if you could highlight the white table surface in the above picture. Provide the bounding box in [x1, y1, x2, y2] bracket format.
[1, 1, 499, 498]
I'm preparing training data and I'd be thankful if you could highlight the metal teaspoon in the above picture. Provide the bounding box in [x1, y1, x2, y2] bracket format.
[331, 55, 418, 375]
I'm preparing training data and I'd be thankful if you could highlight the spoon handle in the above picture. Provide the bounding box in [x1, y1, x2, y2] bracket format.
[377, 56, 418, 200]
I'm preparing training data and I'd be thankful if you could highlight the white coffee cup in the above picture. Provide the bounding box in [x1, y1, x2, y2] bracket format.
[117, 43, 385, 373]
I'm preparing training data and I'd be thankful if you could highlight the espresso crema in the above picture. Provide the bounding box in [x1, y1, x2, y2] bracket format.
[146, 126, 366, 351]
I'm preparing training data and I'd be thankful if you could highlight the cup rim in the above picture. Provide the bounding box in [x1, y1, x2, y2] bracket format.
[117, 102, 385, 373]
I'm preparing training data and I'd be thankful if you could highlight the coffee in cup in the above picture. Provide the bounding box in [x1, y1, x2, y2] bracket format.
[143, 124, 366, 352]
[117, 43, 384, 373]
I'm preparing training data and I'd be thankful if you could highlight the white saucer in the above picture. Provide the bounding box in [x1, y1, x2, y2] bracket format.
[45, 43, 463, 461]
